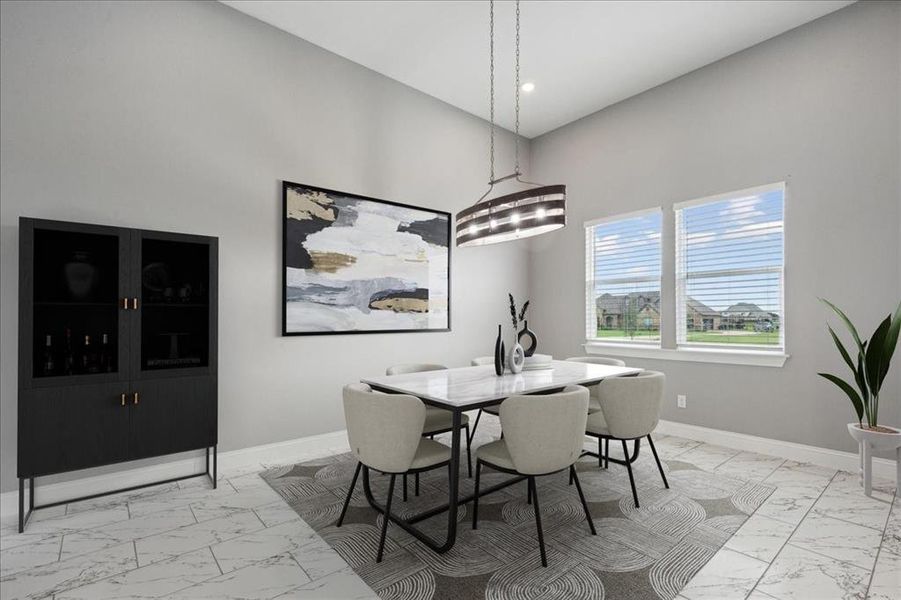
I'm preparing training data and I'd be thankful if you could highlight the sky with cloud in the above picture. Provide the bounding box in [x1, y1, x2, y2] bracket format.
[592, 188, 784, 312]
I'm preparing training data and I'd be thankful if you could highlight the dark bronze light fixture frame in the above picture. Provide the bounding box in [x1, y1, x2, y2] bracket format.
[455, 0, 566, 248]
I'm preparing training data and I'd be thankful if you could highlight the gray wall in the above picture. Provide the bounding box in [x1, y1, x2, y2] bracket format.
[0, 1, 531, 493]
[528, 0, 901, 454]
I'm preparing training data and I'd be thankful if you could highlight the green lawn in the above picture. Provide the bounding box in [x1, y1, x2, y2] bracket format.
[685, 331, 780, 345]
[595, 328, 779, 345]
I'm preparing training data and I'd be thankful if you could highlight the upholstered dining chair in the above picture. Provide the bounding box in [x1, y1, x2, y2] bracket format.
[564, 356, 627, 414]
[584, 370, 668, 508]
[385, 364, 472, 498]
[472, 386, 595, 567]
[467, 356, 503, 443]
[338, 383, 451, 562]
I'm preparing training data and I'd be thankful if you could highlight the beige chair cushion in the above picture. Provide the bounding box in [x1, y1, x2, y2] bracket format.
[475, 439, 515, 471]
[343, 383, 426, 473]
[586, 410, 609, 436]
[597, 370, 665, 439]
[423, 407, 470, 434]
[587, 394, 601, 414]
[411, 439, 452, 470]
[500, 386, 589, 475]
[386, 363, 447, 376]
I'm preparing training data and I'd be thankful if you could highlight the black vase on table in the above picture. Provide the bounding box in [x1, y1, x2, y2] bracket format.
[518, 320, 538, 357]
[494, 324, 505, 376]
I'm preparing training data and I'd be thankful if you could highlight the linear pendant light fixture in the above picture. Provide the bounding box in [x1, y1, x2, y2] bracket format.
[455, 0, 566, 248]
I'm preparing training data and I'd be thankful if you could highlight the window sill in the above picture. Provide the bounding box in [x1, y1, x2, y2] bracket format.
[583, 341, 789, 368]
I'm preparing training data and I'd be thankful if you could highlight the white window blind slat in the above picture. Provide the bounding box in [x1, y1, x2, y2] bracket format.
[585, 210, 662, 345]
[675, 183, 785, 350]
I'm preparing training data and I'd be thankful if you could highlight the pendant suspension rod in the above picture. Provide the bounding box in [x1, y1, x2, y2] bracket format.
[514, 0, 521, 175]
[488, 0, 495, 184]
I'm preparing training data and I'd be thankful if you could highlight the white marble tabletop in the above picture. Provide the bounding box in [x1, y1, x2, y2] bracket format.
[361, 360, 643, 409]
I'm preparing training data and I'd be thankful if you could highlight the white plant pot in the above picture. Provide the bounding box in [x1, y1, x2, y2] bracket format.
[847, 423, 901, 495]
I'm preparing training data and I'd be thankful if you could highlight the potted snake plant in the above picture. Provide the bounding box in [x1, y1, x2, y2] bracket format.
[818, 298, 901, 460]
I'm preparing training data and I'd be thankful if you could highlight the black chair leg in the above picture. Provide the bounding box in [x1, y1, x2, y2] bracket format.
[403, 474, 408, 502]
[376, 474, 396, 563]
[648, 434, 669, 489]
[604, 438, 609, 468]
[529, 477, 548, 567]
[569, 467, 574, 486]
[622, 439, 639, 508]
[527, 479, 532, 504]
[570, 465, 596, 535]
[415, 473, 420, 496]
[472, 461, 482, 529]
[598, 437, 603, 467]
[337, 462, 361, 527]
[464, 424, 473, 478]
[469, 409, 483, 445]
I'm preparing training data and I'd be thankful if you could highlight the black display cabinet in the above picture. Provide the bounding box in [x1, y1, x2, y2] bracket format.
[17, 218, 218, 532]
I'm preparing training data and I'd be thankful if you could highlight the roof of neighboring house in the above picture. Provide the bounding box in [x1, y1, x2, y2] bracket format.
[722, 302, 779, 319]
[685, 296, 720, 317]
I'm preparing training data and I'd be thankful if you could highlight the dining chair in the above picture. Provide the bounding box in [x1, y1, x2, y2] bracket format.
[385, 364, 472, 498]
[584, 370, 667, 508]
[468, 357, 503, 443]
[564, 356, 627, 414]
[472, 385, 595, 567]
[338, 384, 451, 562]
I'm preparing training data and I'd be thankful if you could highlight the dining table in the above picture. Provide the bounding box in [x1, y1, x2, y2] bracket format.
[360, 359, 642, 554]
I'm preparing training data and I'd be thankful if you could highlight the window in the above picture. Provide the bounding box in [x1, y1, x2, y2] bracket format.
[585, 209, 662, 345]
[675, 183, 784, 350]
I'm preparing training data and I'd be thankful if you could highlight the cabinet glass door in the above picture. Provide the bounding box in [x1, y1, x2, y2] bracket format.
[134, 232, 214, 377]
[29, 223, 129, 384]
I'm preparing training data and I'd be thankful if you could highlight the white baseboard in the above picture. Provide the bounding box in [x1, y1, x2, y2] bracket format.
[657, 420, 898, 482]
[0, 430, 349, 521]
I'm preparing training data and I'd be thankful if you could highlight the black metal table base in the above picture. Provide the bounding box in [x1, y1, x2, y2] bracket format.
[18, 445, 217, 533]
[359, 412, 525, 554]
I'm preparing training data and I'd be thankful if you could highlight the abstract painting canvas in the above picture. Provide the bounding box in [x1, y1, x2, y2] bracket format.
[282, 181, 451, 335]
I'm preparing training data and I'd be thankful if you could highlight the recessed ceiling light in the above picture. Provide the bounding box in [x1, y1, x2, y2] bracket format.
[521, 82, 535, 93]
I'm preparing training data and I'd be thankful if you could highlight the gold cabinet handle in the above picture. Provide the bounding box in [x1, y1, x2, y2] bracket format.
[132, 297, 139, 310]
[133, 391, 140, 405]
[121, 298, 129, 310]
[121, 393, 127, 406]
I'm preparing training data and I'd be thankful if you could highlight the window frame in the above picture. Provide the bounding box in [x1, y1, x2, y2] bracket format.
[582, 182, 789, 368]
[584, 207, 663, 348]
[674, 182, 786, 354]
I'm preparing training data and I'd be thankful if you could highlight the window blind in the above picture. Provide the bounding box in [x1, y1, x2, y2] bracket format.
[675, 183, 785, 349]
[585, 210, 662, 344]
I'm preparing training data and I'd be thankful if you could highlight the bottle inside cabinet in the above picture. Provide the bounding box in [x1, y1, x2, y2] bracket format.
[31, 229, 119, 378]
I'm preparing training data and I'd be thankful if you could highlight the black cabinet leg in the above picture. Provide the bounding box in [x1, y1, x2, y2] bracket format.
[29, 478, 35, 511]
[212, 445, 218, 489]
[18, 478, 24, 534]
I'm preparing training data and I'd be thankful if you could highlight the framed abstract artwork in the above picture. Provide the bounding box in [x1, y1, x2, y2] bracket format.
[282, 181, 451, 335]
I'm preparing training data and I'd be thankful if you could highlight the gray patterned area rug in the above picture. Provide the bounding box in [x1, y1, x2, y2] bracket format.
[261, 447, 774, 600]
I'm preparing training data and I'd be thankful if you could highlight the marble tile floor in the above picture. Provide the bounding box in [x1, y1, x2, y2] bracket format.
[1, 421, 897, 600]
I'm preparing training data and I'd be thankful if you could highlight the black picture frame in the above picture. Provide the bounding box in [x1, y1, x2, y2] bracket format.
[281, 181, 452, 336]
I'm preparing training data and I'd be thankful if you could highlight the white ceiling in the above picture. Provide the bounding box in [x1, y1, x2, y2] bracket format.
[222, 1, 854, 138]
